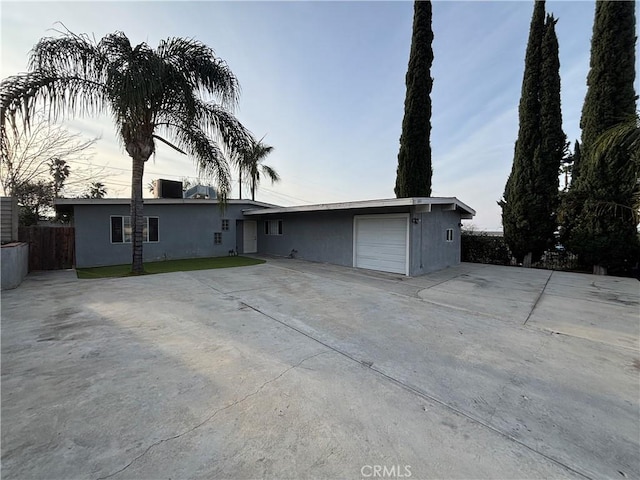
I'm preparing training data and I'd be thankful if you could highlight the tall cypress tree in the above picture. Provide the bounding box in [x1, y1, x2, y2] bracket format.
[500, 0, 546, 263]
[538, 13, 567, 251]
[567, 0, 638, 274]
[395, 1, 433, 198]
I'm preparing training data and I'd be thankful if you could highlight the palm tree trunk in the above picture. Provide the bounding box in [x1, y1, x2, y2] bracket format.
[131, 155, 145, 274]
[251, 177, 255, 201]
[239, 170, 242, 199]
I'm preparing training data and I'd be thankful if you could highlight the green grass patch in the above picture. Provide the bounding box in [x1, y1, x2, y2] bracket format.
[76, 256, 265, 279]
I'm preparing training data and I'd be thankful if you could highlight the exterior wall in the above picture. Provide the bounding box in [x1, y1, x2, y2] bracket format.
[1, 242, 29, 290]
[74, 203, 252, 268]
[257, 211, 355, 267]
[409, 205, 462, 276]
[71, 200, 467, 274]
[255, 207, 414, 270]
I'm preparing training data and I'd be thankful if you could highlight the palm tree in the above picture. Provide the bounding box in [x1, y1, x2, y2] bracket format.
[594, 111, 639, 159]
[238, 136, 280, 201]
[49, 157, 70, 197]
[592, 111, 640, 223]
[86, 181, 108, 199]
[0, 28, 250, 273]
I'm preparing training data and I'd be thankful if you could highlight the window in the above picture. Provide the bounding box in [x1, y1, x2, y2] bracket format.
[214, 232, 222, 245]
[265, 220, 283, 235]
[221, 219, 229, 231]
[446, 228, 454, 242]
[111, 216, 159, 243]
[147, 217, 159, 242]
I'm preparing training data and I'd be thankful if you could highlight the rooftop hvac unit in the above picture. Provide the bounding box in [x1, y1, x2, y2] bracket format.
[184, 185, 217, 199]
[153, 179, 183, 199]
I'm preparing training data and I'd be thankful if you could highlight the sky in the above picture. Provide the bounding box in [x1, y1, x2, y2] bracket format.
[1, 0, 638, 230]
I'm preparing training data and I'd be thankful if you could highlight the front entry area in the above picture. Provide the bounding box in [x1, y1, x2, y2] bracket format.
[353, 214, 409, 275]
[243, 220, 257, 254]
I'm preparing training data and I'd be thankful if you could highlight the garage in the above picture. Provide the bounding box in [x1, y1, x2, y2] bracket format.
[353, 214, 409, 275]
[243, 197, 475, 276]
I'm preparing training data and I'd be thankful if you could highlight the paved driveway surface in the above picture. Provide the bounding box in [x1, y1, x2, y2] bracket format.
[1, 260, 638, 479]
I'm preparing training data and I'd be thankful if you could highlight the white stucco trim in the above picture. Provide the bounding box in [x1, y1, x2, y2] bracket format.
[243, 197, 475, 218]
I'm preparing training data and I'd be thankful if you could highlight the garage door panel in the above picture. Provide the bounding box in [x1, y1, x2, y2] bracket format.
[354, 215, 408, 275]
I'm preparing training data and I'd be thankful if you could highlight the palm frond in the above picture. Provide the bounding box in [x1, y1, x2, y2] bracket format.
[593, 112, 640, 162]
[157, 37, 241, 109]
[1, 72, 106, 161]
[166, 98, 252, 158]
[260, 164, 280, 183]
[165, 123, 232, 198]
[29, 29, 105, 82]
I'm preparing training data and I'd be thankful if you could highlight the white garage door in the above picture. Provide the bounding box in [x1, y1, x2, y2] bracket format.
[354, 214, 409, 275]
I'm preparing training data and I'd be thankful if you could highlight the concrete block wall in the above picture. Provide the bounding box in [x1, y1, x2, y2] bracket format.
[1, 242, 29, 290]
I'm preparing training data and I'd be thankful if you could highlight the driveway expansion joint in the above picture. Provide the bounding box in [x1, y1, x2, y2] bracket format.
[228, 297, 593, 480]
[523, 270, 554, 326]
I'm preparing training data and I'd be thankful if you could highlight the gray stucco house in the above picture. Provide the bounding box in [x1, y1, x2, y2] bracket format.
[56, 197, 475, 276]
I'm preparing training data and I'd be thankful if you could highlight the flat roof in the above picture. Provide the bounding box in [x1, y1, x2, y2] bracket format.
[54, 197, 476, 218]
[54, 198, 278, 214]
[55, 198, 277, 207]
[242, 197, 475, 218]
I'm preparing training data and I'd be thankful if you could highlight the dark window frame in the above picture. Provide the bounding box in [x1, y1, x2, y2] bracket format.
[445, 228, 454, 242]
[110, 215, 159, 244]
[265, 219, 283, 236]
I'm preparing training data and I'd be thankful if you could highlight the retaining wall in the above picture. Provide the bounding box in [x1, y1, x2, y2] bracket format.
[1, 242, 29, 290]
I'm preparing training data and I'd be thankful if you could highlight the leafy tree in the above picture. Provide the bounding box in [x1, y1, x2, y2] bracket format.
[14, 180, 54, 225]
[238, 136, 279, 201]
[1, 29, 251, 273]
[0, 113, 95, 197]
[395, 0, 433, 198]
[566, 1, 638, 275]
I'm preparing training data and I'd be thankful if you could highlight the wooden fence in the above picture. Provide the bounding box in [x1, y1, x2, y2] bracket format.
[18, 226, 75, 271]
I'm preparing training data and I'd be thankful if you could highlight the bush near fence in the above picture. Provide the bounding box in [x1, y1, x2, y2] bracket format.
[461, 231, 586, 272]
[461, 232, 511, 265]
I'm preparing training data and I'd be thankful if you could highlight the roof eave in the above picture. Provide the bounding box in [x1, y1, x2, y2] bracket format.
[243, 197, 475, 217]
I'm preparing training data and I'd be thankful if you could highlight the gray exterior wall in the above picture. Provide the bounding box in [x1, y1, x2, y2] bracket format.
[409, 205, 462, 276]
[71, 199, 467, 274]
[73, 203, 253, 268]
[254, 205, 462, 276]
[1, 242, 29, 290]
[257, 211, 355, 267]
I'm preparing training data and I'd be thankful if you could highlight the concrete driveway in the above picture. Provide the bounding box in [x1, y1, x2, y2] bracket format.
[1, 259, 638, 479]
